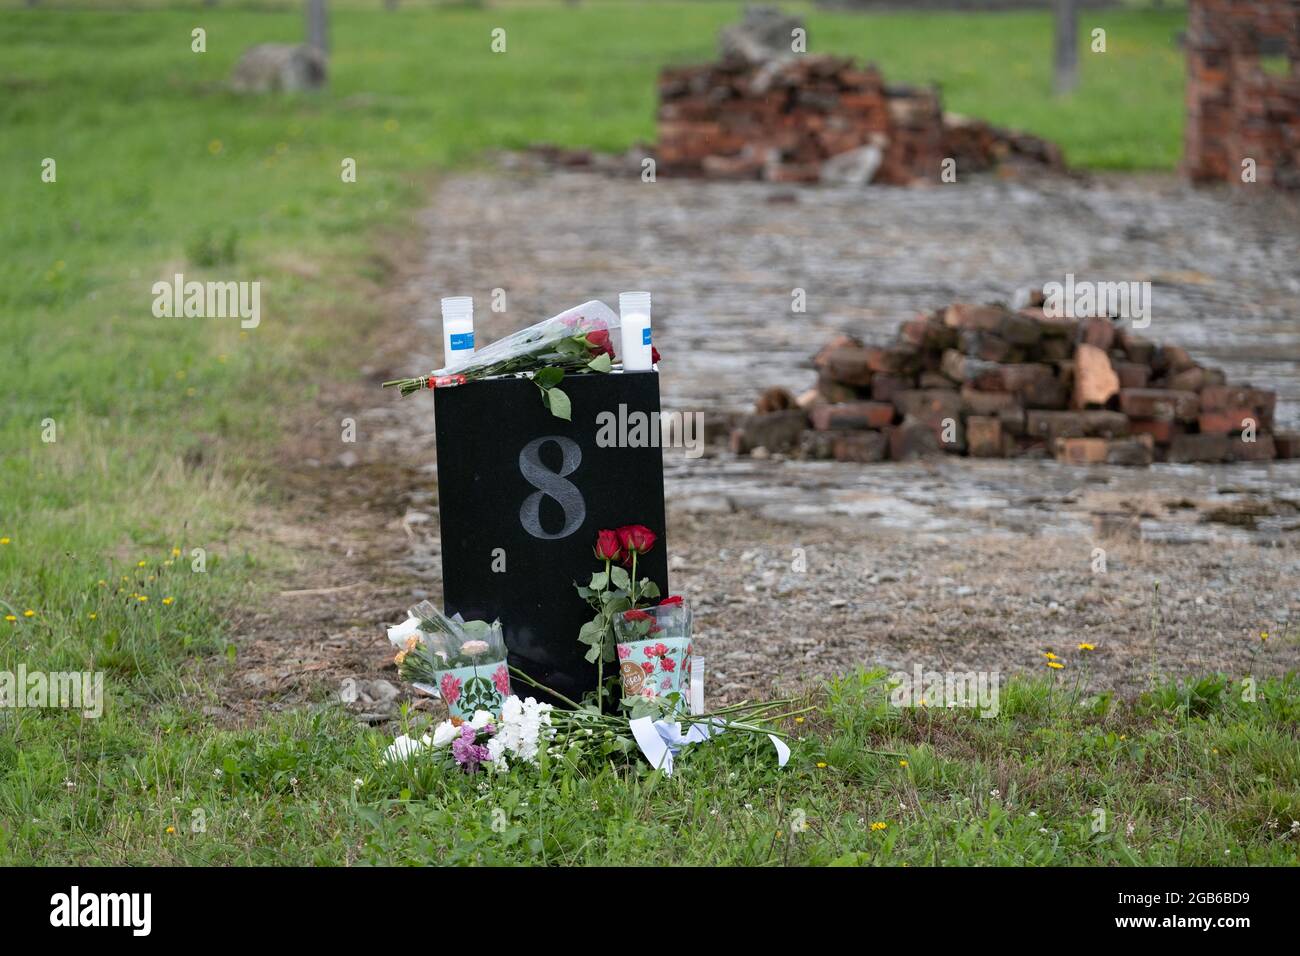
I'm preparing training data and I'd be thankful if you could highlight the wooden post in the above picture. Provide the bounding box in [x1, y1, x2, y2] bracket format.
[306, 0, 329, 56]
[1053, 0, 1079, 96]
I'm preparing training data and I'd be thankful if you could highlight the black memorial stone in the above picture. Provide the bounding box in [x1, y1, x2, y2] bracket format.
[433, 371, 669, 706]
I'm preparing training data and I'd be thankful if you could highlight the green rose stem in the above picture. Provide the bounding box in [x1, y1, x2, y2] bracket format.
[596, 556, 611, 709]
[508, 665, 585, 711]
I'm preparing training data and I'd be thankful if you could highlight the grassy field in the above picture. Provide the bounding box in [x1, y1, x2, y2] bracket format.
[6, 2, 1285, 868]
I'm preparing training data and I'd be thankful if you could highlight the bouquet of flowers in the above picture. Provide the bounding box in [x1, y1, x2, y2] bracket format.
[388, 601, 511, 719]
[574, 523, 697, 712]
[384, 696, 557, 774]
[381, 300, 658, 421]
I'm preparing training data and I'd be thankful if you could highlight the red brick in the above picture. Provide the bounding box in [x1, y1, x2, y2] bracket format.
[1079, 317, 1116, 351]
[1229, 434, 1276, 462]
[1273, 432, 1300, 459]
[870, 373, 915, 403]
[1106, 435, 1155, 467]
[1154, 345, 1196, 374]
[966, 416, 1003, 457]
[960, 386, 1017, 416]
[1114, 361, 1151, 389]
[1054, 437, 1109, 464]
[942, 303, 1006, 332]
[1200, 385, 1276, 426]
[1117, 330, 1155, 364]
[832, 430, 888, 462]
[1119, 389, 1200, 422]
[1168, 433, 1232, 463]
[1168, 366, 1207, 392]
[1073, 344, 1120, 408]
[821, 346, 875, 387]
[1198, 408, 1259, 435]
[810, 401, 895, 431]
[893, 389, 962, 423]
[889, 417, 943, 460]
[1129, 418, 1183, 445]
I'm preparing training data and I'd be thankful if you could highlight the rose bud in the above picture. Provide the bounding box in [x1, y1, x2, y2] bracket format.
[593, 529, 622, 562]
[659, 595, 684, 606]
[617, 524, 657, 557]
[585, 329, 615, 358]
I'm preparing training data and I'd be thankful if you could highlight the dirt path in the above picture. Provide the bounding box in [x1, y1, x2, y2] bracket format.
[225, 167, 1300, 720]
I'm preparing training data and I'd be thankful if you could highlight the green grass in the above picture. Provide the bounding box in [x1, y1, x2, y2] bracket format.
[4, 669, 1299, 865]
[0, 2, 1219, 866]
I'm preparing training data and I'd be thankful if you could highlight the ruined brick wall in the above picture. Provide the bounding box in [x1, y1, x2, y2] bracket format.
[656, 55, 1062, 185]
[1184, 0, 1300, 188]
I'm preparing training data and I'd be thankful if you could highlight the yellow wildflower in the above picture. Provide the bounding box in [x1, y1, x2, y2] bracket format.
[1044, 651, 1059, 661]
[162, 597, 174, 606]
[1047, 660, 1064, 669]
[870, 822, 887, 831]
[1077, 643, 1095, 651]
[816, 762, 827, 769]
[23, 610, 35, 618]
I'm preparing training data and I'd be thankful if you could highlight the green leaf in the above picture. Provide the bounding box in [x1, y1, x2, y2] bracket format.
[589, 571, 609, 590]
[639, 579, 661, 600]
[533, 366, 564, 388]
[610, 566, 631, 591]
[556, 338, 585, 356]
[546, 387, 572, 421]
[586, 353, 613, 373]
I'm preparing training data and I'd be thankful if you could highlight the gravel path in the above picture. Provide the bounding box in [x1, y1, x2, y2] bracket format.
[280, 167, 1300, 708]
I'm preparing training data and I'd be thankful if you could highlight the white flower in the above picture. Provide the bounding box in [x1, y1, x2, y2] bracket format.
[487, 695, 554, 767]
[461, 640, 490, 656]
[431, 720, 458, 747]
[386, 616, 422, 649]
[470, 709, 495, 730]
[383, 734, 427, 762]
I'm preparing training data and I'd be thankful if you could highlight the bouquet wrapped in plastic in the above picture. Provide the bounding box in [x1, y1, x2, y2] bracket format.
[382, 300, 633, 420]
[388, 601, 512, 719]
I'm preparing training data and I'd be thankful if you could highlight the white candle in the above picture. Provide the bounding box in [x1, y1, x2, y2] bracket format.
[441, 296, 475, 366]
[618, 291, 653, 371]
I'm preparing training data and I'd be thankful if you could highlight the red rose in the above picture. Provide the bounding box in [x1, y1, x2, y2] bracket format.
[585, 329, 615, 358]
[593, 529, 622, 563]
[659, 595, 684, 607]
[617, 524, 657, 557]
[651, 346, 661, 363]
[624, 609, 653, 623]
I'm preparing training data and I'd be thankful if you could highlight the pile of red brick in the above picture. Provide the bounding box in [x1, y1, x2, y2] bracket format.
[656, 55, 1064, 185]
[731, 297, 1297, 466]
[1184, 0, 1300, 189]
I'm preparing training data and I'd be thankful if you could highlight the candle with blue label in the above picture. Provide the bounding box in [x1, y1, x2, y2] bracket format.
[618, 291, 653, 371]
[441, 296, 476, 367]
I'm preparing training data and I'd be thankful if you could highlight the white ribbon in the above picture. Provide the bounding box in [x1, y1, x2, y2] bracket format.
[629, 716, 790, 776]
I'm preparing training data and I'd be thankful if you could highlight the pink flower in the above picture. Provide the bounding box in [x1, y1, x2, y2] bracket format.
[641, 661, 654, 675]
[617, 645, 630, 660]
[492, 664, 510, 696]
[440, 672, 462, 706]
[660, 656, 676, 672]
[451, 724, 491, 770]
[660, 677, 672, 690]
[652, 643, 668, 657]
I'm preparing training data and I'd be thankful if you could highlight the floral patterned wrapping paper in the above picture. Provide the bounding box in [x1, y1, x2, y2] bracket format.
[614, 601, 693, 704]
[436, 659, 512, 720]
